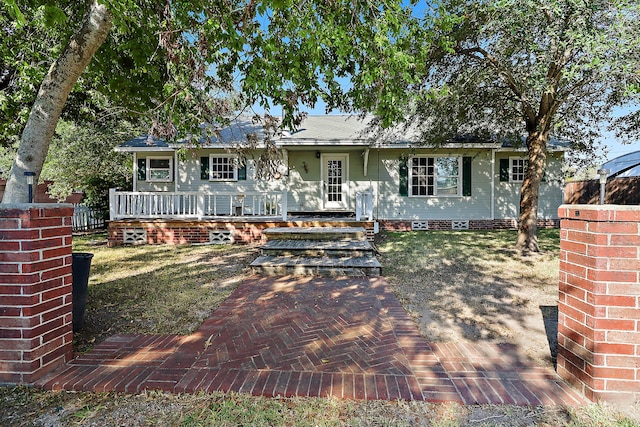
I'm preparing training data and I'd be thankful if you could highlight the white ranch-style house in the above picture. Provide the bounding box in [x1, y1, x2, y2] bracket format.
[107, 115, 565, 245]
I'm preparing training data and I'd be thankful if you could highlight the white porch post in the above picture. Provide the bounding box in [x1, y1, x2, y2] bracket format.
[491, 149, 495, 221]
[133, 153, 137, 192]
[197, 194, 205, 218]
[281, 146, 289, 221]
[174, 150, 179, 193]
[281, 189, 288, 221]
[109, 188, 116, 221]
[363, 148, 370, 177]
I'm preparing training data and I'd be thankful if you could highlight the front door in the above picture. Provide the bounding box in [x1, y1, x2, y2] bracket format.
[323, 154, 349, 210]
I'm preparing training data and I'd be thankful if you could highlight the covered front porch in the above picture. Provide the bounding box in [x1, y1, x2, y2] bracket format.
[109, 189, 374, 222]
[107, 189, 375, 246]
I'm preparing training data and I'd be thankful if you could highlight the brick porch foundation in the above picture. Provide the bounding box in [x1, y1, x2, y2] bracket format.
[379, 218, 559, 231]
[557, 205, 640, 404]
[0, 205, 74, 384]
[107, 219, 376, 246]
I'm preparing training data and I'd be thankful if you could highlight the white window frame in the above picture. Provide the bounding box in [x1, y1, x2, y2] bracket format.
[409, 156, 461, 197]
[509, 157, 528, 182]
[209, 154, 238, 181]
[147, 157, 173, 182]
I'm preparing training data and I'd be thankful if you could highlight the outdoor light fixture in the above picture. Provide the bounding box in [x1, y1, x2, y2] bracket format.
[24, 171, 36, 203]
[597, 168, 610, 205]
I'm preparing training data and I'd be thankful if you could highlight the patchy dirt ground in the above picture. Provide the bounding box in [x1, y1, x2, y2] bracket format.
[377, 230, 562, 369]
[71, 238, 258, 353]
[377, 230, 640, 423]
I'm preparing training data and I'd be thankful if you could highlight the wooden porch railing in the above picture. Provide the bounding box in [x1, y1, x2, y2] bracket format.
[109, 189, 288, 221]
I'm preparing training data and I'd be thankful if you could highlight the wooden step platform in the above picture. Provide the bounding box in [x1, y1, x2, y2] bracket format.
[251, 255, 382, 276]
[261, 239, 375, 257]
[251, 227, 380, 277]
[261, 226, 367, 241]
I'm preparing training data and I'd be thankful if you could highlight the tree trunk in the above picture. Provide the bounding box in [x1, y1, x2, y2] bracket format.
[1, 1, 111, 204]
[516, 131, 548, 252]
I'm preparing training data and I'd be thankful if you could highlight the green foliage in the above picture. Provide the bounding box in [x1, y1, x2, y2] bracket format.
[39, 119, 138, 211]
[238, 1, 426, 129]
[0, 1, 167, 146]
[1, 0, 425, 148]
[0, 1, 78, 146]
[397, 0, 639, 155]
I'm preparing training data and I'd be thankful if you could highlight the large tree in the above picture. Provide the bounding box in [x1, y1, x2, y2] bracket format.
[1, 0, 165, 202]
[244, 0, 640, 252]
[401, 0, 640, 251]
[1, 0, 414, 203]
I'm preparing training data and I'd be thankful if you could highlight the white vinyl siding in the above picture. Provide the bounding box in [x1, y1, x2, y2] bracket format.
[176, 151, 282, 194]
[375, 151, 490, 220]
[133, 147, 564, 221]
[495, 153, 564, 220]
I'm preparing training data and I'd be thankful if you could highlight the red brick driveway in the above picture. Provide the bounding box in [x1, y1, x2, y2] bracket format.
[36, 276, 585, 405]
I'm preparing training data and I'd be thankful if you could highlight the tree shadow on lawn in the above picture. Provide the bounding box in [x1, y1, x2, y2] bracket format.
[73, 244, 259, 353]
[377, 230, 560, 367]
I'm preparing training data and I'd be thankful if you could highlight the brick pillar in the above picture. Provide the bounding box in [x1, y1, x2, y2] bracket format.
[557, 204, 640, 404]
[0, 204, 74, 384]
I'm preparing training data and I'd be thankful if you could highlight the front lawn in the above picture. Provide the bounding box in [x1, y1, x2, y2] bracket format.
[1, 231, 637, 426]
[71, 235, 257, 353]
[377, 229, 561, 367]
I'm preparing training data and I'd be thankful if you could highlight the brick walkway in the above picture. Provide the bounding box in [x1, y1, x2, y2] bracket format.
[36, 276, 585, 405]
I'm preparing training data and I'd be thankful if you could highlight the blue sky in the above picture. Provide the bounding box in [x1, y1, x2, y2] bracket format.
[600, 131, 636, 163]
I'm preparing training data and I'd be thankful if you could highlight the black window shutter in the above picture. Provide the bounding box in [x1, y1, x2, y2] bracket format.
[462, 156, 472, 196]
[399, 158, 408, 196]
[200, 156, 209, 180]
[238, 163, 247, 180]
[137, 158, 146, 181]
[499, 159, 510, 182]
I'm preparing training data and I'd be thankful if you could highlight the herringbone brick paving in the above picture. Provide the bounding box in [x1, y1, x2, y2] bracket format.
[36, 276, 586, 405]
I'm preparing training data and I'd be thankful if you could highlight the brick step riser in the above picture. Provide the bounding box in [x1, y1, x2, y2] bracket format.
[251, 265, 382, 277]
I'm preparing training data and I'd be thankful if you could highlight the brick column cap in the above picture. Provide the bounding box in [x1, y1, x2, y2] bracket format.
[559, 204, 640, 222]
[1, 204, 74, 217]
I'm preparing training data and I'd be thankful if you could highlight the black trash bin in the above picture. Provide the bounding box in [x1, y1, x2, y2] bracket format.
[72, 252, 94, 331]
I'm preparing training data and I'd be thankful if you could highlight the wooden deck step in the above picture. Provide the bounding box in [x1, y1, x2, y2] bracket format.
[261, 239, 375, 257]
[250, 255, 382, 277]
[262, 226, 367, 241]
[253, 226, 380, 277]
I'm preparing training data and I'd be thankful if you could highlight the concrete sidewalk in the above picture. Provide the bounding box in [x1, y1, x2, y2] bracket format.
[36, 276, 585, 405]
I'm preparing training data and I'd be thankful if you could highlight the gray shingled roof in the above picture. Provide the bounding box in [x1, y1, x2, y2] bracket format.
[116, 115, 567, 151]
[115, 135, 172, 151]
[285, 115, 373, 141]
